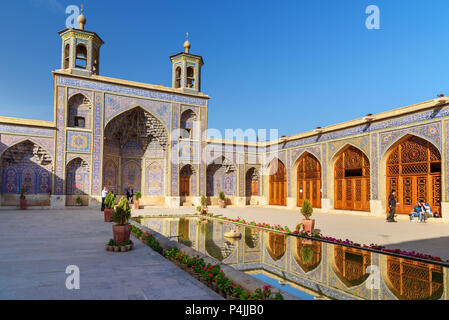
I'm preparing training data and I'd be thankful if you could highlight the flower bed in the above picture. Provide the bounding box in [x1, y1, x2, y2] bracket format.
[206, 214, 447, 263]
[164, 247, 283, 300]
[130, 224, 284, 300]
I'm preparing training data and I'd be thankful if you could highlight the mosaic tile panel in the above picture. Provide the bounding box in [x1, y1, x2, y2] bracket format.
[91, 93, 103, 195]
[104, 94, 170, 128]
[54, 87, 65, 194]
[66, 131, 91, 153]
[371, 133, 378, 200]
[57, 76, 207, 106]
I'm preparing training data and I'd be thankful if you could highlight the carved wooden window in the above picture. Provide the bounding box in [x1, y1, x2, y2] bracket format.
[297, 153, 321, 208]
[334, 146, 370, 211]
[269, 159, 286, 206]
[75, 44, 87, 69]
[386, 136, 441, 215]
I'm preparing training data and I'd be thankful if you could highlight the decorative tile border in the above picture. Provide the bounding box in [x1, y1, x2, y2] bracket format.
[371, 133, 378, 200]
[54, 88, 66, 194]
[92, 93, 103, 195]
[0, 124, 54, 137]
[57, 75, 207, 106]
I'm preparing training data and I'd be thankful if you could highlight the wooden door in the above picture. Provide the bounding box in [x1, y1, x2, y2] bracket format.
[334, 146, 370, 211]
[297, 153, 321, 208]
[386, 136, 441, 215]
[180, 175, 190, 196]
[269, 159, 286, 206]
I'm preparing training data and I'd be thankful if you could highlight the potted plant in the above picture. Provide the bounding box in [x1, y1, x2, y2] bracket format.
[112, 197, 131, 245]
[200, 195, 208, 214]
[19, 187, 27, 210]
[103, 192, 115, 222]
[134, 192, 142, 210]
[75, 195, 83, 206]
[300, 199, 315, 234]
[218, 191, 226, 208]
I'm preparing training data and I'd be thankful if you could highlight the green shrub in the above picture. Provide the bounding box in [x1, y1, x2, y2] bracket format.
[75, 195, 82, 204]
[219, 191, 225, 201]
[196, 206, 202, 213]
[135, 192, 142, 200]
[112, 197, 131, 225]
[200, 195, 208, 207]
[104, 192, 116, 209]
[300, 199, 313, 220]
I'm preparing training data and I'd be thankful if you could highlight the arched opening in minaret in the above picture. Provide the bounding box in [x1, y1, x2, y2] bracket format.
[175, 67, 181, 88]
[64, 44, 70, 69]
[75, 44, 87, 69]
[187, 67, 195, 88]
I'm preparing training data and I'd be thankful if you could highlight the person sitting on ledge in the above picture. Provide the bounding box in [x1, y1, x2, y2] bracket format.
[410, 201, 424, 223]
[421, 200, 432, 221]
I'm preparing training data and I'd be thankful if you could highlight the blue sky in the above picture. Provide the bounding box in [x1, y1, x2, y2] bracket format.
[1, 0, 449, 139]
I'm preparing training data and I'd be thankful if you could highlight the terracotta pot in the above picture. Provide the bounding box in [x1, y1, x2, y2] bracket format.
[20, 199, 27, 210]
[112, 224, 131, 244]
[133, 200, 140, 210]
[201, 207, 208, 214]
[302, 219, 315, 234]
[113, 246, 120, 252]
[218, 200, 226, 208]
[120, 246, 127, 252]
[104, 208, 113, 222]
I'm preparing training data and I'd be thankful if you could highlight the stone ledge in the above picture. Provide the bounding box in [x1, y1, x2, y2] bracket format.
[129, 219, 299, 300]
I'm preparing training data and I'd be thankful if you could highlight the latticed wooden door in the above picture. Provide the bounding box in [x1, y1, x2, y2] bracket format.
[334, 146, 370, 211]
[269, 159, 287, 206]
[297, 153, 321, 208]
[387, 136, 441, 215]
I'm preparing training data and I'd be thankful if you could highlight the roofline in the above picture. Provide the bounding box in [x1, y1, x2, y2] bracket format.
[170, 52, 204, 65]
[0, 116, 56, 129]
[207, 96, 449, 147]
[58, 28, 105, 44]
[52, 70, 211, 100]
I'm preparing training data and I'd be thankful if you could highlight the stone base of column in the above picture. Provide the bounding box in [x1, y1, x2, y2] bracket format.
[235, 197, 246, 207]
[321, 198, 333, 213]
[287, 197, 296, 208]
[166, 196, 180, 208]
[370, 199, 385, 217]
[89, 196, 102, 210]
[50, 195, 66, 209]
[441, 202, 449, 223]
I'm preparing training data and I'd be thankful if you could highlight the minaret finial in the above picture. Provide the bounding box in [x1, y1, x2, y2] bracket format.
[184, 32, 191, 53]
[78, 4, 86, 30]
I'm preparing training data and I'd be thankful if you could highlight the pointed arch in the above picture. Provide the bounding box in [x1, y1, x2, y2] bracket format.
[65, 157, 90, 196]
[180, 164, 195, 197]
[333, 145, 370, 211]
[206, 156, 236, 197]
[1, 140, 53, 197]
[295, 152, 321, 208]
[67, 93, 92, 129]
[268, 158, 286, 206]
[383, 134, 441, 216]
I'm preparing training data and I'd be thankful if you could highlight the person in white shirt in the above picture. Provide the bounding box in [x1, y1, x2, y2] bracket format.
[101, 187, 108, 211]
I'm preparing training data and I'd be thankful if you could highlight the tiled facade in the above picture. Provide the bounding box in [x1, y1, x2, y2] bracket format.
[1, 23, 449, 221]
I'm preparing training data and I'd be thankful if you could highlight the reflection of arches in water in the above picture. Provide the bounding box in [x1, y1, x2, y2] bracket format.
[178, 218, 192, 247]
[333, 246, 371, 287]
[244, 227, 260, 249]
[385, 256, 443, 300]
[293, 238, 322, 273]
[265, 232, 286, 261]
[205, 222, 237, 261]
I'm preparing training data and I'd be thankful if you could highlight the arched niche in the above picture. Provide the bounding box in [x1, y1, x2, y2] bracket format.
[267, 158, 286, 206]
[294, 152, 321, 208]
[65, 157, 89, 206]
[67, 93, 92, 129]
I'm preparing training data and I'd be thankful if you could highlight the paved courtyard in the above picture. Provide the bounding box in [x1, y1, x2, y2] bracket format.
[136, 206, 449, 261]
[0, 209, 222, 300]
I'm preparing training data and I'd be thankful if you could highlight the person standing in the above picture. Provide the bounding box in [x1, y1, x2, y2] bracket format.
[387, 190, 397, 222]
[101, 186, 108, 211]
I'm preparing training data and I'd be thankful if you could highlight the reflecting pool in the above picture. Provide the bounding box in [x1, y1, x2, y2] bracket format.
[140, 216, 449, 300]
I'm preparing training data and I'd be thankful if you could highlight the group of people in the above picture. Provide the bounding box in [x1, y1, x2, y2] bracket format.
[100, 186, 134, 211]
[387, 190, 439, 223]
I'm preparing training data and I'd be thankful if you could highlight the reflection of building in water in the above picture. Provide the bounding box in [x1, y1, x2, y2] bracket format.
[294, 238, 322, 273]
[386, 256, 444, 300]
[265, 232, 286, 261]
[333, 246, 371, 287]
[244, 227, 259, 249]
[205, 222, 237, 261]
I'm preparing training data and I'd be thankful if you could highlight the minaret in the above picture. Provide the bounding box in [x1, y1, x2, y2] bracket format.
[170, 33, 204, 93]
[58, 4, 104, 76]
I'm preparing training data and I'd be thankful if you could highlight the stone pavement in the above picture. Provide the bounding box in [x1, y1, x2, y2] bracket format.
[0, 209, 222, 300]
[136, 206, 449, 261]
